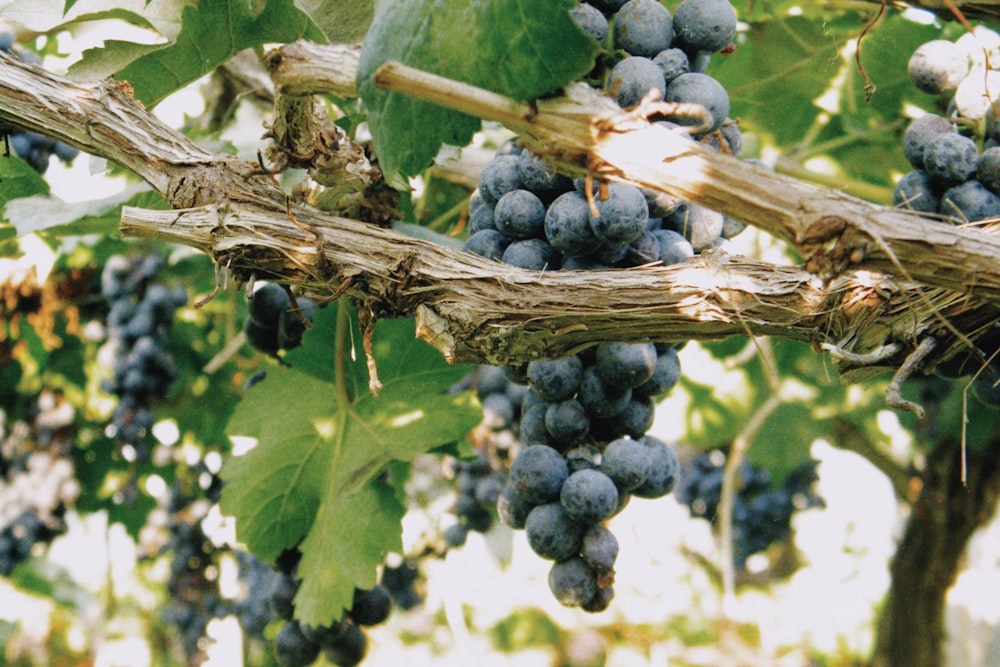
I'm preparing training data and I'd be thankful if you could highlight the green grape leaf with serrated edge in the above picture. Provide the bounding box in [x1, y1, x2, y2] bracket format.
[68, 0, 324, 107]
[220, 303, 479, 627]
[357, 0, 598, 188]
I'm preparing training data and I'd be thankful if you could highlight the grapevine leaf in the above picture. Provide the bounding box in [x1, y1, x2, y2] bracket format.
[357, 0, 598, 187]
[294, 0, 374, 44]
[4, 184, 163, 237]
[221, 305, 479, 626]
[0, 155, 50, 207]
[70, 0, 323, 106]
[3, 0, 187, 40]
[711, 16, 843, 145]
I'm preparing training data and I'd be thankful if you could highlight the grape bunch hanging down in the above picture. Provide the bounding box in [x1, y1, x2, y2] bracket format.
[234, 547, 395, 667]
[100, 253, 187, 462]
[455, 0, 743, 612]
[677, 450, 824, 570]
[0, 394, 80, 576]
[0, 33, 79, 173]
[897, 25, 1000, 404]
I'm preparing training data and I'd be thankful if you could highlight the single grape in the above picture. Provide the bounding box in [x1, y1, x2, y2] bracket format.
[609, 56, 667, 109]
[479, 154, 524, 204]
[600, 437, 652, 491]
[923, 132, 978, 185]
[527, 355, 584, 401]
[939, 180, 1000, 223]
[613, 0, 674, 57]
[544, 399, 591, 447]
[578, 365, 632, 418]
[666, 202, 724, 251]
[560, 469, 619, 524]
[893, 170, 940, 214]
[548, 557, 599, 607]
[977, 146, 1000, 194]
[273, 621, 321, 667]
[582, 584, 615, 613]
[908, 39, 968, 95]
[633, 346, 681, 398]
[570, 2, 610, 42]
[632, 435, 680, 498]
[494, 189, 547, 239]
[664, 72, 730, 132]
[672, 0, 738, 54]
[652, 48, 690, 83]
[525, 502, 586, 561]
[322, 621, 367, 667]
[595, 342, 657, 389]
[464, 229, 509, 261]
[248, 282, 292, 327]
[510, 445, 570, 504]
[517, 149, 573, 199]
[545, 190, 603, 258]
[581, 524, 619, 574]
[501, 238, 558, 270]
[497, 484, 535, 529]
[350, 585, 392, 626]
[652, 228, 695, 265]
[588, 182, 649, 245]
[903, 114, 953, 170]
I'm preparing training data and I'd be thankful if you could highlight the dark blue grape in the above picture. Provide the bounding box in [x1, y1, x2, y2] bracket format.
[248, 283, 291, 327]
[527, 355, 584, 401]
[479, 154, 523, 204]
[544, 399, 590, 447]
[923, 132, 978, 185]
[672, 0, 738, 54]
[664, 73, 730, 132]
[501, 238, 558, 270]
[609, 56, 667, 109]
[494, 189, 546, 239]
[517, 149, 573, 198]
[497, 484, 535, 529]
[273, 621, 320, 667]
[510, 445, 569, 504]
[589, 182, 649, 245]
[614, 0, 674, 57]
[581, 524, 619, 574]
[349, 585, 392, 626]
[653, 48, 691, 83]
[632, 436, 679, 498]
[903, 114, 953, 170]
[582, 584, 615, 613]
[545, 190, 603, 258]
[322, 622, 367, 667]
[595, 342, 657, 389]
[939, 180, 1000, 223]
[525, 502, 585, 561]
[634, 346, 681, 398]
[578, 365, 632, 418]
[464, 229, 509, 261]
[893, 170, 940, 213]
[652, 228, 695, 264]
[600, 437, 652, 491]
[570, 2, 610, 42]
[560, 469, 619, 524]
[977, 146, 1000, 194]
[548, 557, 598, 607]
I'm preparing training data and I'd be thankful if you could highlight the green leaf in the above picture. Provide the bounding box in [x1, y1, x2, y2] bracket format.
[221, 303, 479, 626]
[357, 0, 598, 187]
[4, 0, 187, 40]
[0, 155, 50, 209]
[712, 16, 844, 146]
[295, 0, 374, 44]
[73, 0, 322, 107]
[4, 184, 163, 238]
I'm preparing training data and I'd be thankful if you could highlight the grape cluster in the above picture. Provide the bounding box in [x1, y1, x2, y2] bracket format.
[454, 0, 748, 611]
[898, 27, 1000, 401]
[677, 450, 824, 569]
[100, 253, 186, 462]
[243, 282, 318, 356]
[159, 499, 228, 663]
[0, 33, 79, 173]
[231, 547, 395, 667]
[0, 396, 80, 577]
